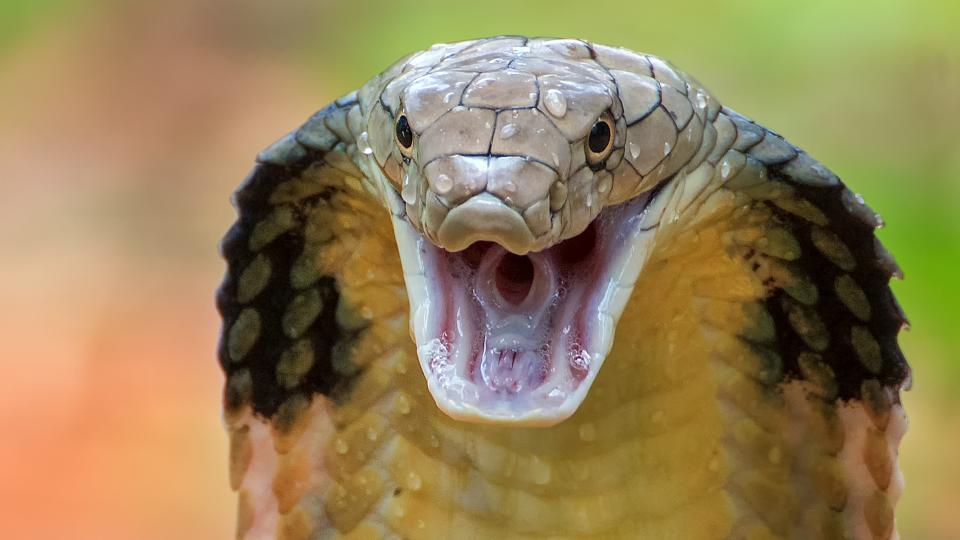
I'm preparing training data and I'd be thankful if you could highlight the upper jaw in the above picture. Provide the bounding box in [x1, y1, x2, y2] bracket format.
[390, 187, 665, 427]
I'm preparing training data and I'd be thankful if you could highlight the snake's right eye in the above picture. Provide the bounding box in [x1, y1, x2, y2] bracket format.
[585, 112, 615, 170]
[395, 114, 414, 156]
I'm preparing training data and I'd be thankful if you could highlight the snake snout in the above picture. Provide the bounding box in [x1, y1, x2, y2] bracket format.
[436, 193, 535, 254]
[426, 155, 560, 255]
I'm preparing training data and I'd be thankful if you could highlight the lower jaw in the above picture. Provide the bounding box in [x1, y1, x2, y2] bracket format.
[392, 191, 662, 426]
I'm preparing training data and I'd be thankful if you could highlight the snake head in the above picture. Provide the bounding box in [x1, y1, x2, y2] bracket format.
[361, 39, 708, 426]
[372, 48, 628, 254]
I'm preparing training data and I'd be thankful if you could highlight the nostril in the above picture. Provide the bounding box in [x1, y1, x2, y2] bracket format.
[496, 253, 535, 305]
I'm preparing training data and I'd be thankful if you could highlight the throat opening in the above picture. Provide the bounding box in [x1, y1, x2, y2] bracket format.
[496, 253, 535, 305]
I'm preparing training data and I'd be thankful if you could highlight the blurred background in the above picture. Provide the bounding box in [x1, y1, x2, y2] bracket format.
[0, 0, 956, 537]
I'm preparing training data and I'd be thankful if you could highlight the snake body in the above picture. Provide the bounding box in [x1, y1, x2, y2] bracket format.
[217, 37, 910, 539]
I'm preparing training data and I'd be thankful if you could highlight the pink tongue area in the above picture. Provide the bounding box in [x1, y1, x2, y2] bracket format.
[439, 225, 598, 404]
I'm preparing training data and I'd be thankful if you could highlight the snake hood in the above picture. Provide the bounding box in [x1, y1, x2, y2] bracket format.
[219, 37, 910, 539]
[353, 39, 719, 425]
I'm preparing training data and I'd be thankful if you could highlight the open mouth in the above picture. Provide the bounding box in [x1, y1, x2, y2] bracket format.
[391, 189, 664, 426]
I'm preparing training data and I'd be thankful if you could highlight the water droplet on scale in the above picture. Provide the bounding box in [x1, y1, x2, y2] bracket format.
[434, 173, 453, 194]
[663, 141, 672, 155]
[406, 471, 423, 490]
[544, 89, 567, 118]
[396, 394, 411, 414]
[720, 161, 731, 179]
[401, 173, 417, 205]
[695, 92, 707, 110]
[628, 141, 641, 160]
[357, 131, 374, 155]
[598, 175, 611, 194]
[500, 123, 519, 139]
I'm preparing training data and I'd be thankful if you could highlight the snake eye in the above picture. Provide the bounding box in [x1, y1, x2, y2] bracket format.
[585, 113, 615, 170]
[395, 114, 414, 156]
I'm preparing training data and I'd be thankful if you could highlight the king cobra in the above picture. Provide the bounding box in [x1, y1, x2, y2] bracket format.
[217, 37, 910, 539]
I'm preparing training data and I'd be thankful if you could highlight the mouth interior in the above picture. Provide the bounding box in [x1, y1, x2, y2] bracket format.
[396, 190, 658, 426]
[450, 223, 599, 401]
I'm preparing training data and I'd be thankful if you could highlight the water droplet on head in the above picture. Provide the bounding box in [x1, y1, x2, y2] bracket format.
[695, 92, 707, 110]
[443, 91, 455, 104]
[401, 173, 417, 205]
[598, 175, 611, 194]
[544, 88, 567, 118]
[358, 131, 374, 155]
[720, 161, 731, 179]
[434, 173, 453, 194]
[500, 123, 519, 139]
[628, 141, 641, 160]
[663, 141, 672, 155]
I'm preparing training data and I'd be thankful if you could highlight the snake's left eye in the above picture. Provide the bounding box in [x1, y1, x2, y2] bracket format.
[395, 114, 414, 156]
[585, 113, 615, 170]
